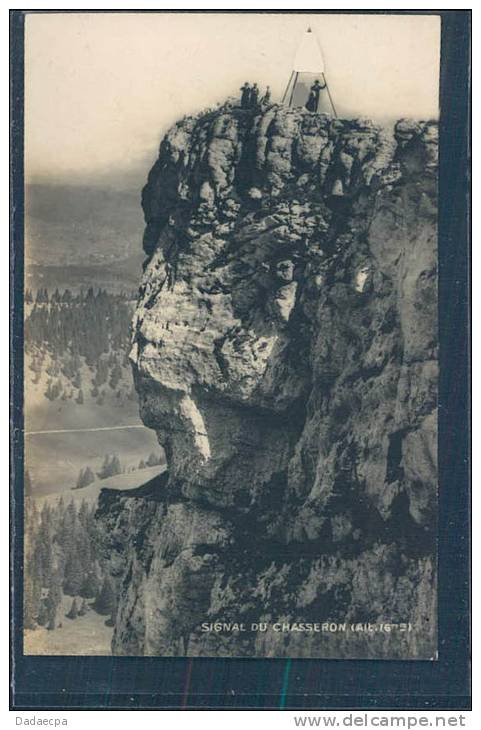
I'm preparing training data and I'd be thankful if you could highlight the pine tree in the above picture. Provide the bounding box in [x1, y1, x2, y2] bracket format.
[76, 523, 93, 573]
[46, 361, 60, 377]
[94, 358, 108, 387]
[75, 466, 95, 489]
[45, 570, 63, 630]
[36, 599, 49, 627]
[80, 570, 99, 599]
[26, 551, 44, 620]
[54, 496, 65, 529]
[24, 496, 43, 630]
[94, 576, 116, 616]
[78, 598, 88, 616]
[110, 454, 121, 477]
[35, 504, 55, 588]
[78, 499, 90, 527]
[23, 567, 40, 630]
[57, 500, 76, 551]
[76, 388, 84, 405]
[109, 363, 122, 390]
[60, 502, 84, 595]
[63, 547, 84, 596]
[146, 452, 162, 467]
[97, 454, 110, 480]
[66, 597, 79, 620]
[97, 454, 122, 480]
[45, 378, 61, 400]
[85, 502, 98, 543]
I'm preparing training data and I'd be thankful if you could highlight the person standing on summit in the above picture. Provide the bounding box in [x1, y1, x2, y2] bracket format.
[305, 79, 326, 112]
[250, 83, 259, 107]
[261, 86, 272, 106]
[240, 82, 251, 108]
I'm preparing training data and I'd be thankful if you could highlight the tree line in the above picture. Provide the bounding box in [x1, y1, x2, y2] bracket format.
[25, 287, 137, 305]
[25, 288, 133, 365]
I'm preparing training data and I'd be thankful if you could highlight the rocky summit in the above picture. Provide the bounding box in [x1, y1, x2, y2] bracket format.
[97, 102, 438, 658]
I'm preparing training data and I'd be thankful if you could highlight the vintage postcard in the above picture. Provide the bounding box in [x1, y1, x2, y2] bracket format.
[19, 11, 442, 661]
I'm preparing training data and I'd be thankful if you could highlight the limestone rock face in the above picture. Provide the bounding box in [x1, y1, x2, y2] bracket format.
[97, 104, 438, 658]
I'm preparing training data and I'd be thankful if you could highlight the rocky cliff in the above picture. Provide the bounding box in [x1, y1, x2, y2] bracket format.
[97, 102, 438, 658]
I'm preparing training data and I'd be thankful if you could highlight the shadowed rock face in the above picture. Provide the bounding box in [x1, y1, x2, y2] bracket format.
[97, 104, 438, 658]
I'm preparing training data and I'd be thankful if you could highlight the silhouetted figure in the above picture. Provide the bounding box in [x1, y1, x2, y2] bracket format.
[261, 85, 271, 105]
[250, 83, 259, 107]
[240, 82, 251, 109]
[305, 79, 326, 112]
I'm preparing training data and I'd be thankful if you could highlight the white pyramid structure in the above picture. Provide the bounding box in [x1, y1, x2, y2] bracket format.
[293, 27, 326, 73]
[282, 28, 337, 116]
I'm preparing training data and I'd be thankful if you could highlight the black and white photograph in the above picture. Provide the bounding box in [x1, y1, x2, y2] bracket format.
[19, 10, 442, 662]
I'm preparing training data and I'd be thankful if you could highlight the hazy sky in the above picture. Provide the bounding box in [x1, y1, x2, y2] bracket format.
[25, 12, 440, 182]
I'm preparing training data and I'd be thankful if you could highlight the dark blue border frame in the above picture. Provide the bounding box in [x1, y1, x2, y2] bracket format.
[10, 9, 471, 711]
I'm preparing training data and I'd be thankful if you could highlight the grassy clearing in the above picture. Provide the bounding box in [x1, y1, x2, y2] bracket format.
[24, 594, 114, 656]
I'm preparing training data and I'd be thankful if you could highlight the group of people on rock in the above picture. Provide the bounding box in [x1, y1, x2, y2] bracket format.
[305, 78, 327, 112]
[239, 78, 326, 112]
[240, 82, 271, 109]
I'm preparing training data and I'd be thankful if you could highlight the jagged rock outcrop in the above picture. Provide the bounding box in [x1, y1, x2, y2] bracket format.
[97, 103, 438, 658]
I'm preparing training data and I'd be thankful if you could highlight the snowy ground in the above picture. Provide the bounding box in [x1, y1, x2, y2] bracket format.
[24, 595, 114, 655]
